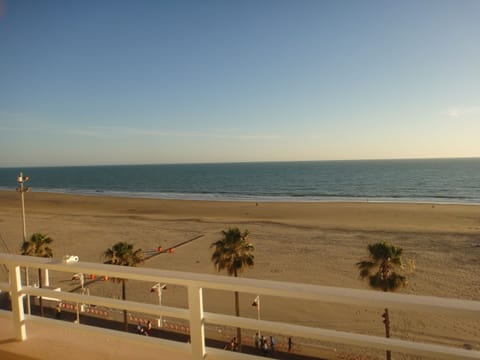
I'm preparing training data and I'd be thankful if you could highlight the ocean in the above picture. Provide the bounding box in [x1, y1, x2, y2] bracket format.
[0, 158, 479, 204]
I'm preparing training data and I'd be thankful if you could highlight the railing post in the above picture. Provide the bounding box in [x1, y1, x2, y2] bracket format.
[188, 285, 205, 359]
[9, 264, 27, 340]
[42, 268, 50, 287]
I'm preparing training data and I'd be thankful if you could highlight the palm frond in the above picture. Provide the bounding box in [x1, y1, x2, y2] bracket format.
[359, 241, 408, 293]
[21, 233, 54, 258]
[211, 227, 255, 277]
[103, 241, 144, 279]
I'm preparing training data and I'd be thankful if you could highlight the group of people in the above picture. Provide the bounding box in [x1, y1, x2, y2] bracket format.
[136, 320, 152, 336]
[227, 333, 292, 355]
[254, 333, 275, 355]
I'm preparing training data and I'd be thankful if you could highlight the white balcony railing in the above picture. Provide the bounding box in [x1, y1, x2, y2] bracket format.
[0, 253, 479, 360]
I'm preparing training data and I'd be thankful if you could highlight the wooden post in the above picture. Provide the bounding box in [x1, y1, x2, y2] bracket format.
[9, 265, 27, 340]
[188, 286, 205, 359]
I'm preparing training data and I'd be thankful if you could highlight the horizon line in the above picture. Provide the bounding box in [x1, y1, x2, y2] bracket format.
[1, 155, 479, 169]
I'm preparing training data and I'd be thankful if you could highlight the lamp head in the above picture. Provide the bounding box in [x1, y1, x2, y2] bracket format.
[151, 283, 167, 292]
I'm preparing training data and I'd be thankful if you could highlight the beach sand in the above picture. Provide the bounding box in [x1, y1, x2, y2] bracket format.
[1, 190, 479, 357]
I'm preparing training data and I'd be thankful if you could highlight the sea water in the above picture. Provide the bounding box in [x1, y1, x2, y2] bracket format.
[0, 158, 479, 204]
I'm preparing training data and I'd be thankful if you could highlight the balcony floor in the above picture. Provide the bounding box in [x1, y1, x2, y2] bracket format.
[0, 316, 194, 360]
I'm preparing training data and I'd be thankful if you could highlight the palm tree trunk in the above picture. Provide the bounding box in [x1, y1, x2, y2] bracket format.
[381, 265, 392, 360]
[122, 279, 128, 332]
[384, 307, 391, 360]
[234, 269, 242, 351]
[38, 268, 44, 317]
[234, 290, 242, 350]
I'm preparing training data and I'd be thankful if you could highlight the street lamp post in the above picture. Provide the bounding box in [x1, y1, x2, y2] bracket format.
[252, 295, 261, 337]
[151, 283, 167, 327]
[72, 272, 88, 324]
[16, 172, 30, 242]
[72, 273, 85, 291]
[16, 172, 31, 314]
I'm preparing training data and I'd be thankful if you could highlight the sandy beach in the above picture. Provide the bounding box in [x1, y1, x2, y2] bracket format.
[1, 190, 479, 356]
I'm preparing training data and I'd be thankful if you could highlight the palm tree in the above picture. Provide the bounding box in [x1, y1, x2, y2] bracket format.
[103, 241, 144, 331]
[211, 227, 255, 351]
[21, 233, 54, 317]
[357, 241, 407, 360]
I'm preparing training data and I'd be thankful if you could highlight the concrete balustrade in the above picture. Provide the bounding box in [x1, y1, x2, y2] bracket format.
[0, 253, 479, 360]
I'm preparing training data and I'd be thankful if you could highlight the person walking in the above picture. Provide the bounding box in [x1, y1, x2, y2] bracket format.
[230, 336, 238, 351]
[269, 335, 275, 353]
[262, 338, 269, 355]
[145, 320, 152, 336]
[55, 304, 62, 319]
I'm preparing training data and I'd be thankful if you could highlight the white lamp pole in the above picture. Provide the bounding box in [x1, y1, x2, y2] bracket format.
[151, 283, 167, 327]
[16, 172, 31, 314]
[16, 172, 30, 243]
[73, 273, 85, 291]
[252, 295, 260, 337]
[257, 296, 261, 336]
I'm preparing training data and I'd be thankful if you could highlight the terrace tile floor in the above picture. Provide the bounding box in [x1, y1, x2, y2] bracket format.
[0, 316, 194, 360]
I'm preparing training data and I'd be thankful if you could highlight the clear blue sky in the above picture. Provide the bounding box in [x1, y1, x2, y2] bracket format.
[1, 0, 479, 167]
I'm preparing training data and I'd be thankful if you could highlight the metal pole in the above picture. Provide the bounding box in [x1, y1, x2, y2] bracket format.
[17, 172, 30, 242]
[80, 273, 85, 290]
[17, 172, 31, 315]
[257, 295, 261, 337]
[19, 176, 27, 243]
[158, 285, 162, 328]
[154, 283, 166, 327]
[75, 303, 80, 324]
